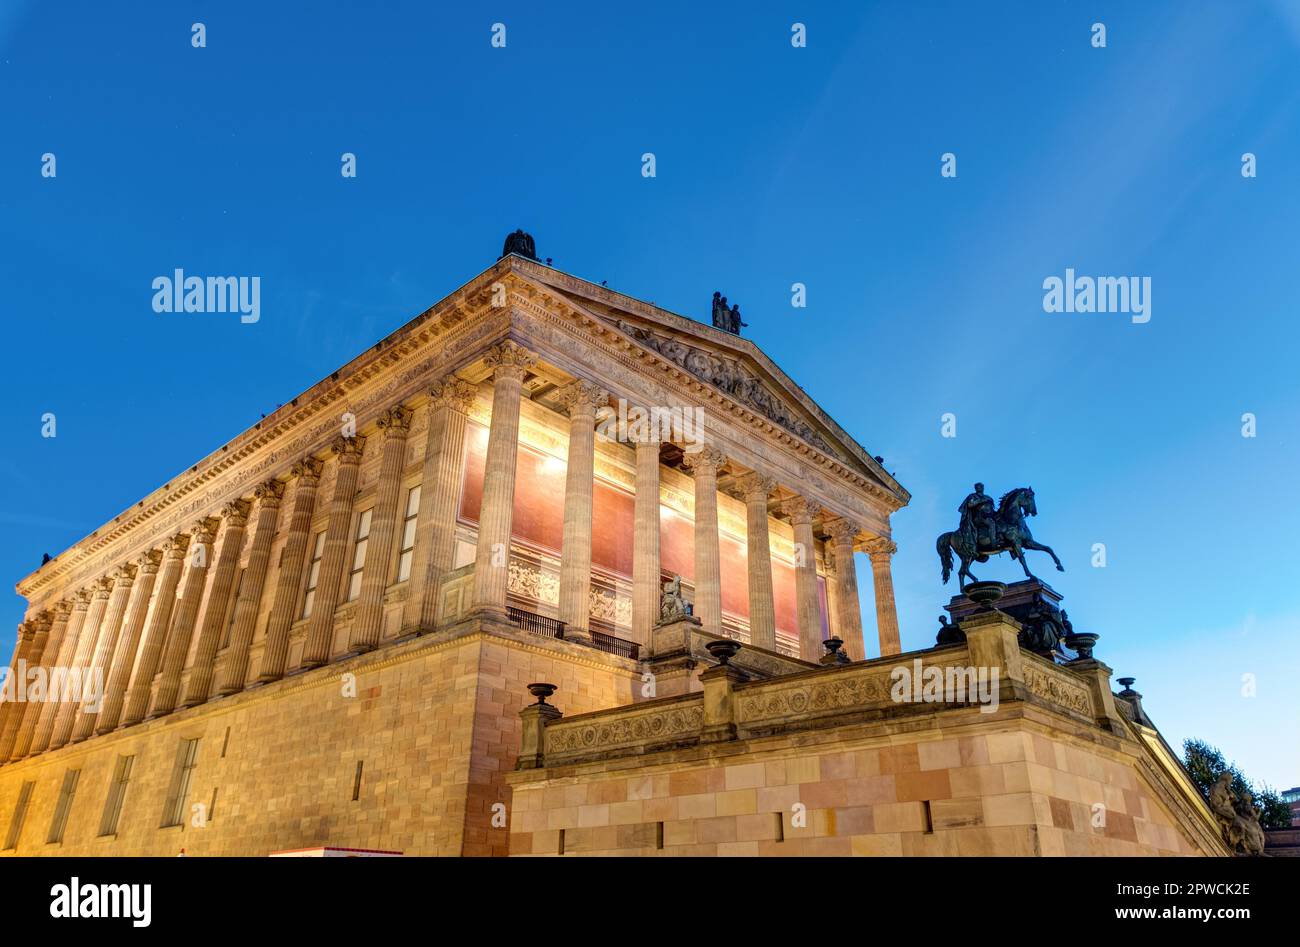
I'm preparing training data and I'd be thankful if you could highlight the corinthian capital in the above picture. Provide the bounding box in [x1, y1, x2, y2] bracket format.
[72, 589, 93, 609]
[735, 471, 777, 503]
[110, 563, 137, 587]
[681, 445, 727, 477]
[331, 435, 366, 464]
[483, 340, 537, 381]
[780, 496, 821, 526]
[254, 479, 286, 507]
[290, 456, 324, 484]
[91, 577, 114, 599]
[862, 536, 897, 559]
[162, 533, 191, 560]
[221, 499, 251, 528]
[825, 517, 861, 546]
[190, 517, 219, 546]
[555, 380, 609, 418]
[52, 600, 73, 620]
[136, 549, 163, 576]
[377, 404, 414, 437]
[429, 377, 478, 412]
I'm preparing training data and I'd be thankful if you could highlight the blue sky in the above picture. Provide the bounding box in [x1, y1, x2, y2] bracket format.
[1, 1, 1297, 788]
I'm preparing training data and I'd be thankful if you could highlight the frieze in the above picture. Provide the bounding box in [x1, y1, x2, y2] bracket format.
[545, 700, 705, 759]
[1022, 660, 1093, 718]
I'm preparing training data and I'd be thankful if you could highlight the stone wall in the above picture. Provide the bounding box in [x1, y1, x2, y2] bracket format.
[0, 620, 639, 857]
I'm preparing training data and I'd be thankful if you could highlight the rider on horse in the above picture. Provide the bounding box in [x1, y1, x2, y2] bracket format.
[958, 483, 996, 550]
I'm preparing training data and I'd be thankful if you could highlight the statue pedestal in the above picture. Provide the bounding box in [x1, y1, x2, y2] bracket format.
[943, 578, 1070, 659]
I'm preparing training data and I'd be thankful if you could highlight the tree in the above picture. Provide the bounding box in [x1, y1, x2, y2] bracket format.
[1183, 738, 1292, 830]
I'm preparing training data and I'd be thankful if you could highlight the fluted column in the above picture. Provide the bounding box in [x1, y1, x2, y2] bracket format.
[351, 406, 413, 652]
[8, 603, 69, 761]
[864, 538, 901, 656]
[183, 501, 250, 706]
[72, 564, 138, 741]
[258, 458, 322, 683]
[50, 576, 117, 749]
[0, 617, 42, 761]
[737, 473, 777, 651]
[218, 480, 284, 695]
[631, 433, 662, 647]
[471, 342, 536, 617]
[681, 446, 726, 634]
[27, 591, 91, 756]
[827, 517, 865, 660]
[405, 378, 477, 633]
[782, 497, 824, 661]
[95, 551, 161, 734]
[151, 519, 218, 717]
[121, 535, 188, 727]
[301, 436, 366, 667]
[556, 381, 608, 635]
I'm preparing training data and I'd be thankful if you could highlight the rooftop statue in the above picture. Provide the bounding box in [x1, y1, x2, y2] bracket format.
[936, 483, 1064, 590]
[711, 291, 747, 335]
[500, 229, 538, 261]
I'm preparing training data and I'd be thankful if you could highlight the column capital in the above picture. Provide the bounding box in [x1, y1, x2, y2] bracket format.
[190, 517, 220, 546]
[162, 533, 191, 560]
[780, 496, 821, 526]
[555, 380, 609, 417]
[254, 478, 286, 508]
[429, 377, 478, 412]
[51, 600, 74, 620]
[681, 445, 727, 476]
[377, 404, 414, 437]
[826, 516, 861, 545]
[863, 536, 898, 559]
[110, 563, 137, 587]
[72, 588, 93, 609]
[221, 499, 251, 528]
[289, 456, 324, 483]
[91, 576, 114, 599]
[735, 471, 777, 503]
[135, 549, 163, 576]
[484, 340, 537, 381]
[16, 621, 35, 644]
[330, 434, 366, 464]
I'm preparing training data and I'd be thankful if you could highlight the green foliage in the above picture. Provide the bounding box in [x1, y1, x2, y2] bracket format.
[1183, 738, 1292, 830]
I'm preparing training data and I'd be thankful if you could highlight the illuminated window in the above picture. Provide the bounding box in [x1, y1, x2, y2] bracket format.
[396, 486, 421, 583]
[301, 530, 326, 619]
[347, 509, 373, 602]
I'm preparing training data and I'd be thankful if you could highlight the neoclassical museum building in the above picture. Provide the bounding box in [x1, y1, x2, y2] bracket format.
[0, 239, 1227, 856]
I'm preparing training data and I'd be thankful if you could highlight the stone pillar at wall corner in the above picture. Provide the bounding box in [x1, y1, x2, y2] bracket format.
[959, 608, 1027, 704]
[699, 662, 746, 743]
[516, 700, 563, 770]
[1066, 656, 1128, 734]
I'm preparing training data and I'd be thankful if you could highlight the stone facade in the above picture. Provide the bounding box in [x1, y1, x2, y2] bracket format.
[0, 254, 908, 856]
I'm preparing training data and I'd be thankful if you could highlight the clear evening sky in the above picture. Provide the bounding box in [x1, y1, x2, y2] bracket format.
[1, 2, 1296, 788]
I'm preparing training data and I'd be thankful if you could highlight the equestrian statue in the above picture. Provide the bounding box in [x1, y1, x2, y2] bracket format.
[936, 483, 1064, 591]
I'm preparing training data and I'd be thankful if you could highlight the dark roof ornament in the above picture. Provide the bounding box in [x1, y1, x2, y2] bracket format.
[711, 291, 747, 335]
[499, 229, 538, 261]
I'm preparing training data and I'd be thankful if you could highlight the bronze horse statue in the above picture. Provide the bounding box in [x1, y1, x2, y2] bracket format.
[937, 486, 1064, 590]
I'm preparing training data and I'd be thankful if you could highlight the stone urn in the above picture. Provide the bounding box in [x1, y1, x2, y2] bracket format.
[526, 682, 558, 705]
[705, 639, 742, 666]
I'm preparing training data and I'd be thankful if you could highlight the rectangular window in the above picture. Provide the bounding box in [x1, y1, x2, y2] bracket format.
[4, 782, 34, 850]
[161, 738, 200, 828]
[346, 509, 373, 602]
[47, 769, 80, 844]
[301, 530, 327, 619]
[396, 486, 421, 583]
[221, 569, 244, 648]
[99, 755, 134, 837]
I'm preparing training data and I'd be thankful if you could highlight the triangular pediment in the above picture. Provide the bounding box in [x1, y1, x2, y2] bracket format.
[502, 258, 908, 507]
